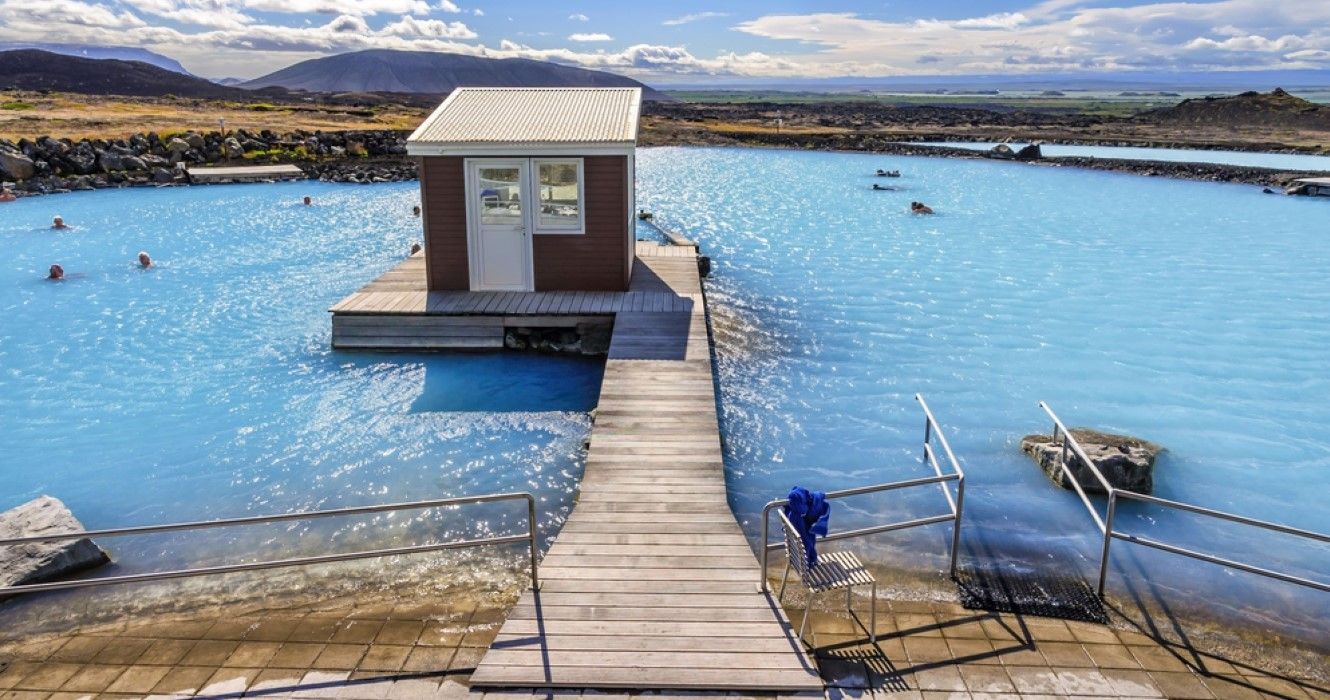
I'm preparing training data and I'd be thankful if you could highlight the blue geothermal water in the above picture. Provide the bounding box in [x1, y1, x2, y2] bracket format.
[0, 182, 602, 573]
[638, 146, 1329, 639]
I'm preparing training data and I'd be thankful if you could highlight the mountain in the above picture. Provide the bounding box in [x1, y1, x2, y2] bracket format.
[0, 42, 191, 75]
[243, 50, 667, 100]
[0, 49, 246, 98]
[1139, 88, 1330, 129]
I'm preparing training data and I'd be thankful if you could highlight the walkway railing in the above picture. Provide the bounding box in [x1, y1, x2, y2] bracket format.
[1039, 402, 1330, 596]
[0, 492, 539, 596]
[759, 394, 966, 590]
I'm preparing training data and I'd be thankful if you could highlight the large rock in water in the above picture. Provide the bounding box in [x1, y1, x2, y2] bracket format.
[1021, 429, 1161, 494]
[0, 148, 36, 180]
[0, 496, 110, 589]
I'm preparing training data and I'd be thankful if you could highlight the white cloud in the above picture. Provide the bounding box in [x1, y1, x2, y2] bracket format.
[568, 13, 587, 22]
[380, 15, 476, 38]
[240, 0, 430, 16]
[472, 8, 482, 16]
[120, 0, 253, 29]
[568, 32, 611, 42]
[436, 0, 459, 11]
[662, 11, 728, 26]
[0, 0, 145, 28]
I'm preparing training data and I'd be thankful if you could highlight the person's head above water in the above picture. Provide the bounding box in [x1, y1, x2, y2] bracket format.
[302, 196, 312, 206]
[138, 251, 153, 268]
[412, 205, 421, 217]
[48, 264, 64, 280]
[409, 242, 422, 255]
[52, 216, 68, 229]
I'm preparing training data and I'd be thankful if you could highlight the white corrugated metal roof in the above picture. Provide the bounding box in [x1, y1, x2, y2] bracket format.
[407, 88, 641, 147]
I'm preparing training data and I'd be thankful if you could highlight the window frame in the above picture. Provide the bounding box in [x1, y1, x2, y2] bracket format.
[530, 158, 585, 235]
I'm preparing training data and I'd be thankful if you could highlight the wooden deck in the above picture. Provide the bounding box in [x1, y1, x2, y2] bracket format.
[328, 243, 697, 349]
[186, 164, 305, 182]
[468, 245, 822, 691]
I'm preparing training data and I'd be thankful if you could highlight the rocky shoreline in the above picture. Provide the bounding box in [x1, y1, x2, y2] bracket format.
[4, 127, 1328, 198]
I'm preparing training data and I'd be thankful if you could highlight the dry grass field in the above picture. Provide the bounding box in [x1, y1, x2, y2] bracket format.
[0, 92, 430, 141]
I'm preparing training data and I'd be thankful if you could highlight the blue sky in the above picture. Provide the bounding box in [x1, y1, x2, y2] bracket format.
[1, 0, 1328, 80]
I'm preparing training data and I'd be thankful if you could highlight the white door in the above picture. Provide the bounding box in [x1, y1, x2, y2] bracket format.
[467, 159, 533, 291]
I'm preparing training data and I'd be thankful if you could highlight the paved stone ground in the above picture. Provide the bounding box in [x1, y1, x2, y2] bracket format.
[0, 586, 1324, 700]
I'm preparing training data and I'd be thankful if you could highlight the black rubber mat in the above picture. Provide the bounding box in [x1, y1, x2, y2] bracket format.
[955, 566, 1109, 624]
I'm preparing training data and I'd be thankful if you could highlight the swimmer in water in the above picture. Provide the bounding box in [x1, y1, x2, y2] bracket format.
[52, 216, 70, 229]
[910, 201, 935, 215]
[409, 242, 423, 255]
[412, 205, 421, 217]
[0, 188, 16, 202]
[303, 196, 312, 206]
[48, 264, 64, 280]
[138, 251, 153, 268]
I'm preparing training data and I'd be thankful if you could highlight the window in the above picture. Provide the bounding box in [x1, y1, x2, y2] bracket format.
[476, 166, 523, 226]
[533, 159, 583, 234]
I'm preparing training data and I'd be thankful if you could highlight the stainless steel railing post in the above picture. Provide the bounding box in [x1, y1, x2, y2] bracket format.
[1098, 490, 1117, 596]
[525, 493, 540, 591]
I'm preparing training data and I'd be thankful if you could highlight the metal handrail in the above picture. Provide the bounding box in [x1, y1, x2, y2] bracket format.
[0, 492, 540, 595]
[758, 394, 966, 590]
[1039, 402, 1329, 596]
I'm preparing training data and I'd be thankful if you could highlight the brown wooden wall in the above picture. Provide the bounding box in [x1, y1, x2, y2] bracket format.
[419, 156, 469, 291]
[418, 154, 630, 292]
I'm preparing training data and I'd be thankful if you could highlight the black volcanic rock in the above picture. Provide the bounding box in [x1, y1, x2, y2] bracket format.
[1139, 88, 1330, 129]
[243, 49, 668, 100]
[0, 49, 249, 99]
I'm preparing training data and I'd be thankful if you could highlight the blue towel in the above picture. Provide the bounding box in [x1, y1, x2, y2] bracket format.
[784, 486, 830, 568]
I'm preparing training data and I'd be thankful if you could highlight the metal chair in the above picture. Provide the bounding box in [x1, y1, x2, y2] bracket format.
[776, 508, 877, 649]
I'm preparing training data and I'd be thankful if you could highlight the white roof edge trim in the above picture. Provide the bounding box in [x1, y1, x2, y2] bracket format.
[407, 143, 636, 157]
[406, 89, 462, 143]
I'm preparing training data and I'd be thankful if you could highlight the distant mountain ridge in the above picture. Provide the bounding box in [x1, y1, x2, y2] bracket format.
[0, 49, 247, 98]
[244, 50, 667, 100]
[0, 42, 191, 75]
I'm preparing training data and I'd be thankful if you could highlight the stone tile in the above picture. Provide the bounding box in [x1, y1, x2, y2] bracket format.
[58, 664, 127, 693]
[224, 641, 282, 668]
[199, 667, 260, 697]
[314, 644, 370, 671]
[911, 667, 967, 693]
[1239, 673, 1314, 700]
[936, 619, 989, 641]
[150, 665, 217, 695]
[375, 622, 426, 646]
[957, 666, 1015, 694]
[1065, 623, 1121, 646]
[1197, 675, 1265, 700]
[204, 618, 259, 641]
[290, 618, 342, 644]
[894, 615, 944, 638]
[1115, 629, 1160, 646]
[12, 663, 82, 691]
[1082, 643, 1143, 670]
[9, 638, 67, 662]
[1002, 666, 1063, 696]
[247, 667, 308, 695]
[331, 621, 385, 645]
[270, 643, 327, 669]
[246, 618, 303, 643]
[2, 690, 54, 700]
[358, 645, 413, 673]
[1130, 646, 1192, 673]
[1036, 642, 1094, 668]
[104, 665, 172, 695]
[992, 644, 1046, 668]
[446, 646, 485, 671]
[1147, 671, 1217, 699]
[131, 620, 214, 640]
[417, 622, 465, 647]
[386, 676, 444, 700]
[90, 638, 152, 665]
[1021, 619, 1077, 644]
[917, 692, 970, 700]
[48, 638, 109, 664]
[402, 647, 455, 674]
[434, 677, 470, 700]
[135, 639, 198, 666]
[1052, 669, 1116, 696]
[180, 639, 239, 667]
[1100, 668, 1163, 698]
[343, 671, 396, 700]
[944, 639, 998, 665]
[292, 669, 351, 698]
[902, 638, 953, 665]
[0, 663, 40, 691]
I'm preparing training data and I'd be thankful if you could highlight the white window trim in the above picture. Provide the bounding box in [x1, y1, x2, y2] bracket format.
[531, 158, 585, 235]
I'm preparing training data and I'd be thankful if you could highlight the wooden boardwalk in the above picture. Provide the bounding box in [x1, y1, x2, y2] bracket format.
[186, 164, 305, 182]
[469, 245, 822, 691]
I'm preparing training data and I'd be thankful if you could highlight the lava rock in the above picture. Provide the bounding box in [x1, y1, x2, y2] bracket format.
[0, 148, 37, 180]
[1015, 143, 1043, 161]
[0, 496, 110, 590]
[1021, 429, 1161, 494]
